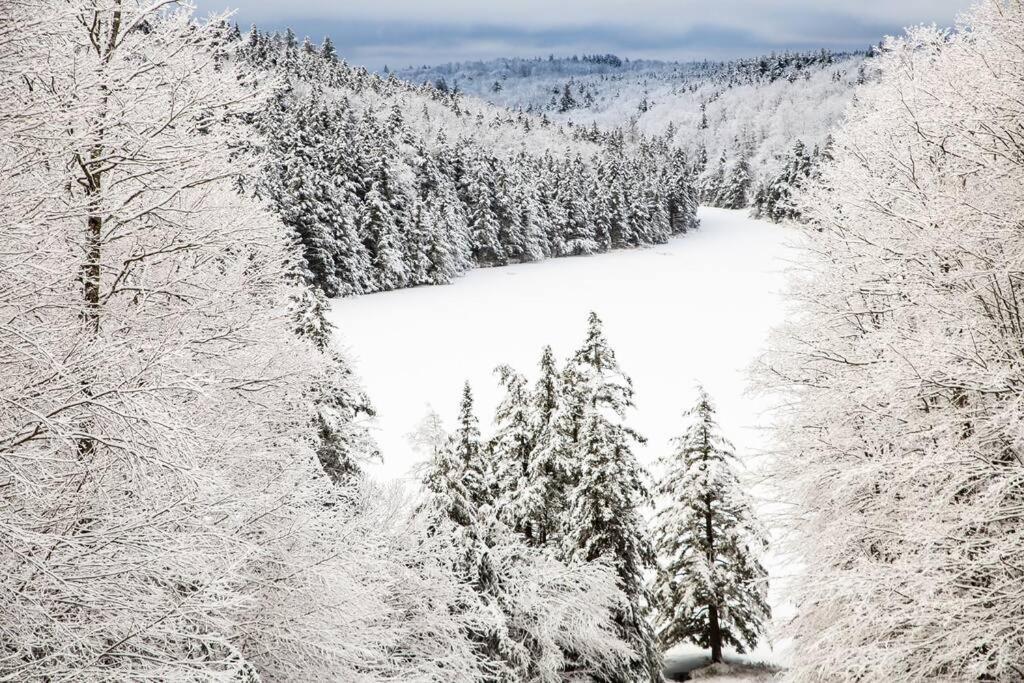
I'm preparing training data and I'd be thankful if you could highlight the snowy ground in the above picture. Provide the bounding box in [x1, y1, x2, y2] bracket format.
[328, 206, 797, 668]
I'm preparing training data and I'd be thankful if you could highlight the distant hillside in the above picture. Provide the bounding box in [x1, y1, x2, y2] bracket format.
[234, 29, 699, 298]
[395, 51, 874, 217]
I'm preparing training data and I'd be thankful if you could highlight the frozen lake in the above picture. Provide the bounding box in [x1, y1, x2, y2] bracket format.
[329, 207, 794, 483]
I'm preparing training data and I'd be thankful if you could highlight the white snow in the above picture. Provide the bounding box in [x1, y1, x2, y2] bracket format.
[329, 206, 796, 665]
[329, 207, 794, 484]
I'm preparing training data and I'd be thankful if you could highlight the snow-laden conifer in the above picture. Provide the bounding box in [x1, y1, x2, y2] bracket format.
[420, 383, 634, 681]
[651, 388, 769, 663]
[560, 313, 662, 683]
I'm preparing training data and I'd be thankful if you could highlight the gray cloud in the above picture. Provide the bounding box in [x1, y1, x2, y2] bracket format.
[197, 0, 968, 69]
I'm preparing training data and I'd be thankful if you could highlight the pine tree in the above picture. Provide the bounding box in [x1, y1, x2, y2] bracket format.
[421, 382, 634, 682]
[559, 82, 578, 112]
[462, 152, 506, 265]
[320, 36, 337, 62]
[718, 157, 752, 209]
[651, 388, 769, 663]
[557, 156, 598, 255]
[291, 287, 379, 482]
[566, 411, 660, 682]
[515, 346, 570, 548]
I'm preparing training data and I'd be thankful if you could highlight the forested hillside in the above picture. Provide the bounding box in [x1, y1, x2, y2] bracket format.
[237, 30, 699, 297]
[396, 51, 870, 218]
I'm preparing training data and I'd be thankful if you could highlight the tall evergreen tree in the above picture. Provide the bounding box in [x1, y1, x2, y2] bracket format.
[290, 286, 379, 482]
[651, 388, 769, 663]
[453, 381, 491, 508]
[515, 346, 570, 548]
[490, 366, 536, 539]
[718, 157, 752, 209]
[561, 313, 662, 683]
[422, 382, 633, 681]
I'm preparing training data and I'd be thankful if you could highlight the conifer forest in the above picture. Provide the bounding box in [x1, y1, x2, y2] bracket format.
[1, 0, 1022, 680]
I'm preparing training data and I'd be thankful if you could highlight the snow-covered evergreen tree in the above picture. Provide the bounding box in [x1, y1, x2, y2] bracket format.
[561, 313, 662, 683]
[717, 157, 752, 210]
[490, 365, 537, 538]
[291, 287, 379, 482]
[753, 139, 814, 222]
[453, 381, 492, 508]
[420, 385, 635, 681]
[521, 346, 571, 547]
[462, 152, 506, 265]
[651, 388, 769, 663]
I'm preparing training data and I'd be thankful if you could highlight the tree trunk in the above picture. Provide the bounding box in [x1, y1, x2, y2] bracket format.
[704, 421, 723, 664]
[708, 600, 724, 664]
[705, 498, 723, 663]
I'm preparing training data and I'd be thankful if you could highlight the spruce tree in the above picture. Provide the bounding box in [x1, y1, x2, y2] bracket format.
[559, 82, 578, 112]
[462, 152, 505, 265]
[718, 157, 752, 209]
[490, 366, 536, 539]
[520, 346, 570, 547]
[651, 388, 769, 663]
[290, 287, 379, 482]
[561, 312, 662, 683]
[453, 381, 491, 508]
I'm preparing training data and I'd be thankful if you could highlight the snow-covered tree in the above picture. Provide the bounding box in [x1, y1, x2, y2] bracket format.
[420, 386, 635, 682]
[561, 313, 662, 682]
[291, 287, 379, 482]
[491, 365, 537, 538]
[758, 2, 1024, 679]
[521, 345, 571, 547]
[0, 2, 482, 679]
[651, 388, 769, 663]
[453, 381, 492, 508]
[408, 406, 451, 462]
[717, 157, 752, 210]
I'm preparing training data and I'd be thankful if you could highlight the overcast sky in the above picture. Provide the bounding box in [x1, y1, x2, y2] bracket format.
[198, 0, 969, 70]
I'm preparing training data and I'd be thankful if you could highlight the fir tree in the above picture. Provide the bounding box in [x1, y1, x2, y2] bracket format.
[651, 388, 770, 663]
[559, 82, 578, 112]
[453, 381, 491, 508]
[490, 366, 536, 538]
[320, 36, 337, 62]
[561, 312, 662, 682]
[290, 286, 379, 482]
[718, 157, 752, 209]
[519, 346, 569, 547]
[462, 153, 506, 265]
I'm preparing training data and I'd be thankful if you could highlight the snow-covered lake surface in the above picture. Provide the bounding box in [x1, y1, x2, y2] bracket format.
[329, 206, 797, 667]
[329, 207, 794, 484]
